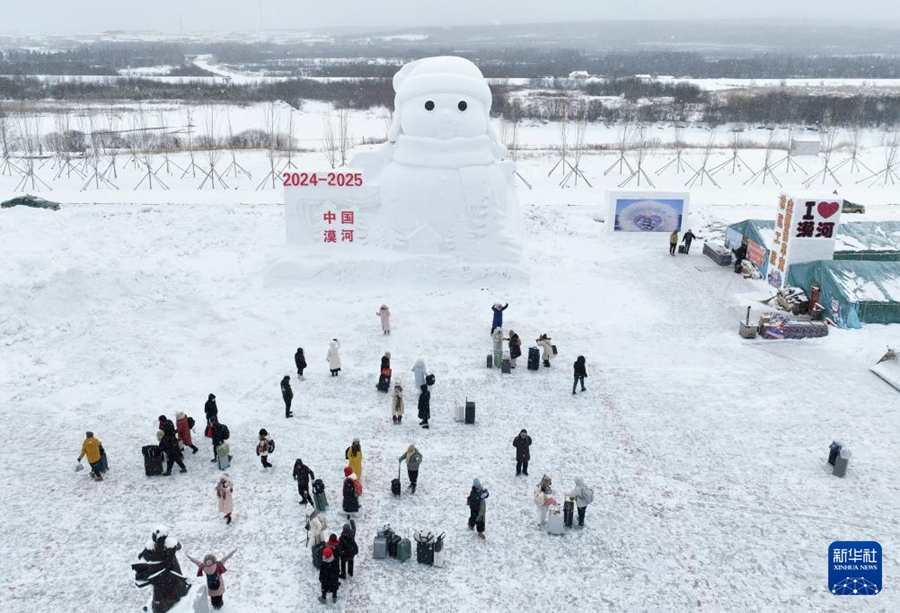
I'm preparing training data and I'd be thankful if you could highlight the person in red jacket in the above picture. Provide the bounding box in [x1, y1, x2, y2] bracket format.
[175, 412, 198, 454]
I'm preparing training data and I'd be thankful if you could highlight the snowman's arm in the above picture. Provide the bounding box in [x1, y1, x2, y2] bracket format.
[350, 143, 392, 182]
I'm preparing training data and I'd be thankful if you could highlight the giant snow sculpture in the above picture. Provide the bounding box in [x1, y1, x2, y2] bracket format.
[269, 56, 526, 285]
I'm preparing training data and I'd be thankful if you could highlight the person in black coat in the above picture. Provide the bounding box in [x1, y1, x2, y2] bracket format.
[210, 421, 229, 463]
[280, 375, 293, 418]
[294, 348, 307, 378]
[512, 429, 532, 476]
[204, 394, 218, 428]
[417, 384, 431, 429]
[733, 241, 748, 273]
[467, 479, 488, 538]
[292, 458, 315, 506]
[338, 520, 358, 579]
[573, 355, 587, 395]
[158, 430, 186, 475]
[681, 229, 699, 254]
[318, 547, 341, 604]
[508, 330, 522, 369]
[342, 470, 360, 516]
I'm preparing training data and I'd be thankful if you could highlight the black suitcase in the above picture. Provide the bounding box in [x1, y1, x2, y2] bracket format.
[416, 540, 434, 565]
[425, 373, 435, 386]
[388, 534, 401, 558]
[678, 244, 686, 254]
[551, 344, 558, 356]
[564, 500, 574, 528]
[501, 358, 511, 374]
[486, 354, 493, 368]
[376, 375, 391, 392]
[464, 400, 475, 425]
[527, 347, 540, 371]
[312, 542, 325, 569]
[391, 464, 401, 497]
[142, 445, 163, 476]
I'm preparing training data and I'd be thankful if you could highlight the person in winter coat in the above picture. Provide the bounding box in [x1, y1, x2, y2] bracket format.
[158, 414, 175, 435]
[491, 327, 504, 367]
[256, 429, 273, 469]
[669, 229, 679, 256]
[318, 546, 341, 604]
[204, 394, 218, 427]
[376, 352, 392, 392]
[325, 533, 342, 569]
[380, 352, 391, 372]
[391, 382, 404, 424]
[536, 334, 555, 368]
[294, 347, 307, 378]
[344, 438, 363, 479]
[187, 550, 236, 610]
[210, 421, 229, 464]
[77, 431, 106, 481]
[342, 466, 361, 517]
[682, 229, 699, 254]
[293, 458, 315, 506]
[398, 444, 422, 493]
[491, 303, 508, 334]
[306, 504, 327, 547]
[467, 478, 488, 539]
[533, 474, 557, 528]
[566, 476, 591, 527]
[327, 340, 342, 376]
[512, 429, 532, 476]
[338, 520, 358, 579]
[159, 428, 187, 476]
[573, 355, 588, 395]
[175, 412, 198, 454]
[281, 375, 294, 418]
[417, 384, 431, 429]
[376, 304, 391, 335]
[411, 358, 427, 389]
[508, 329, 522, 369]
[216, 473, 234, 524]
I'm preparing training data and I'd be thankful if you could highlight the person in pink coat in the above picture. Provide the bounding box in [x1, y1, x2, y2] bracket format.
[175, 412, 198, 454]
[216, 473, 233, 525]
[376, 305, 391, 335]
[187, 549, 236, 610]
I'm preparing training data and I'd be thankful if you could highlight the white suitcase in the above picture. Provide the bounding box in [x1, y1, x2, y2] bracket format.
[547, 508, 565, 536]
[453, 403, 465, 422]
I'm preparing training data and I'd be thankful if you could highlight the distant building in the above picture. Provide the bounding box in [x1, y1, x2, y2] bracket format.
[568, 70, 590, 79]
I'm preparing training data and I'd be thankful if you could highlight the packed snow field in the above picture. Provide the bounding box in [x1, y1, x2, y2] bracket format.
[2, 145, 900, 613]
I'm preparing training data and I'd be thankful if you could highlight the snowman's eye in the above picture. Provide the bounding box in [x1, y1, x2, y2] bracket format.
[425, 100, 435, 111]
[458, 100, 468, 111]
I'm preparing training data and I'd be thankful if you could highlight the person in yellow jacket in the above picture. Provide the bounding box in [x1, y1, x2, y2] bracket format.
[345, 438, 363, 480]
[669, 230, 679, 256]
[77, 431, 106, 481]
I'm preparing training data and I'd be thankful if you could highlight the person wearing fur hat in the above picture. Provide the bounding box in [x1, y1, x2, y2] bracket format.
[491, 303, 508, 334]
[318, 546, 341, 604]
[536, 333, 554, 368]
[573, 355, 588, 395]
[216, 473, 233, 525]
[256, 429, 273, 468]
[345, 438, 363, 479]
[342, 466, 361, 518]
[376, 304, 391, 335]
[466, 478, 489, 539]
[306, 504, 327, 548]
[512, 429, 532, 476]
[294, 347, 307, 378]
[293, 458, 316, 506]
[281, 375, 294, 418]
[175, 412, 198, 453]
[327, 339, 342, 376]
[187, 549, 236, 610]
[398, 444, 423, 493]
[533, 475, 558, 528]
[391, 381, 404, 424]
[338, 520, 358, 579]
[417, 384, 431, 429]
[566, 477, 592, 528]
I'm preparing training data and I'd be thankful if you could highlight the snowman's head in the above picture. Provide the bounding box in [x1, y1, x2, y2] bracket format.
[389, 56, 495, 143]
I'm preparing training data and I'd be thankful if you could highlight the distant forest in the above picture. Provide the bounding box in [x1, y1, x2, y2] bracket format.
[2, 42, 900, 126]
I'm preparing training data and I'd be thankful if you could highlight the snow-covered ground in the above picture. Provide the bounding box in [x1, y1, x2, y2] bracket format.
[2, 135, 900, 613]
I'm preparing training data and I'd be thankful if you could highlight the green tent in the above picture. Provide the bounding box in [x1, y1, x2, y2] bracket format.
[786, 260, 900, 328]
[727, 219, 900, 261]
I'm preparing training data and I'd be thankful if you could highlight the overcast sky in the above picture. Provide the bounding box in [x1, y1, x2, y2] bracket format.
[1, 0, 899, 33]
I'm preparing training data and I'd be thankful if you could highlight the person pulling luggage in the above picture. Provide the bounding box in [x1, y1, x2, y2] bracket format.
[566, 476, 593, 528]
[536, 334, 555, 368]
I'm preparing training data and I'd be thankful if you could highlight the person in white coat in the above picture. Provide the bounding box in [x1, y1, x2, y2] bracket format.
[411, 358, 427, 389]
[533, 474, 557, 528]
[327, 339, 342, 376]
[376, 305, 391, 335]
[306, 504, 327, 547]
[566, 476, 591, 528]
[536, 334, 554, 368]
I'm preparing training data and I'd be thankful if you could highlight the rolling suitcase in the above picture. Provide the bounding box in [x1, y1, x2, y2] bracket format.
[527, 347, 540, 371]
[398, 538, 411, 562]
[563, 500, 574, 528]
[552, 344, 558, 356]
[486, 354, 493, 369]
[453, 402, 465, 422]
[312, 479, 327, 512]
[373, 536, 387, 560]
[376, 368, 392, 392]
[142, 446, 163, 476]
[415, 532, 434, 565]
[388, 534, 401, 558]
[433, 533, 446, 568]
[312, 542, 325, 569]
[678, 244, 686, 254]
[547, 506, 565, 535]
[501, 358, 511, 374]
[464, 399, 475, 425]
[216, 443, 230, 470]
[391, 464, 401, 497]
[493, 348, 502, 368]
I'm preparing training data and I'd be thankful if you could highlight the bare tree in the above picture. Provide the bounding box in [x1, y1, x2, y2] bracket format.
[155, 109, 185, 176]
[134, 104, 168, 190]
[81, 113, 119, 191]
[256, 102, 282, 190]
[198, 105, 228, 189]
[223, 111, 251, 180]
[619, 124, 655, 187]
[500, 117, 531, 189]
[804, 128, 841, 188]
[322, 111, 338, 169]
[338, 107, 351, 167]
[0, 107, 21, 176]
[14, 112, 51, 192]
[859, 130, 900, 186]
[181, 107, 206, 179]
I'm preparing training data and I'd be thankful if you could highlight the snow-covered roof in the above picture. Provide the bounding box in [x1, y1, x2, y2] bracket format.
[818, 260, 900, 303]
